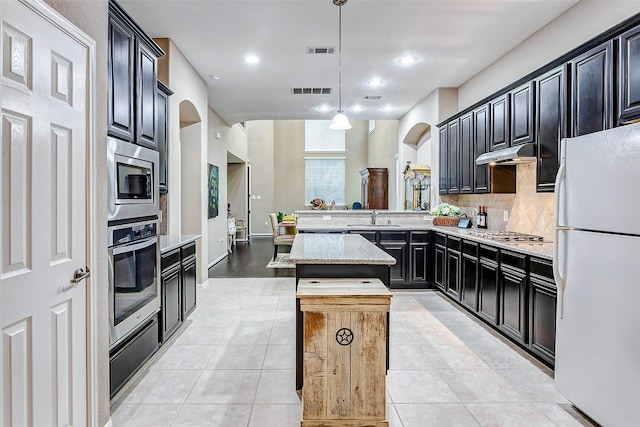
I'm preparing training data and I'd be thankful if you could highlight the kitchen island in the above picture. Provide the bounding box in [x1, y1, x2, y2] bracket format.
[289, 233, 395, 390]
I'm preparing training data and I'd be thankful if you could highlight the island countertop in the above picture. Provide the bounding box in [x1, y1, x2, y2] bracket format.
[289, 233, 396, 265]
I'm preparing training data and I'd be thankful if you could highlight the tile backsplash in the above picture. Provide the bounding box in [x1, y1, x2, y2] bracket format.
[442, 163, 555, 240]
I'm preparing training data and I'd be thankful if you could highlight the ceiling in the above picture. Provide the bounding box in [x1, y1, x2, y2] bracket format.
[119, 0, 579, 125]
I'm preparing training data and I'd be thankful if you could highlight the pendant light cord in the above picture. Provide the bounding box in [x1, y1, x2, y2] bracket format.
[338, 4, 343, 112]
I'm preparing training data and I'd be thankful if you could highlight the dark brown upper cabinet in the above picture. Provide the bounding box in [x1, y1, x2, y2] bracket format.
[510, 82, 535, 146]
[473, 104, 490, 193]
[618, 25, 640, 124]
[108, 1, 164, 148]
[490, 94, 510, 151]
[439, 125, 448, 195]
[107, 12, 135, 142]
[536, 66, 567, 193]
[459, 113, 474, 194]
[570, 40, 614, 137]
[157, 82, 173, 194]
[447, 120, 460, 194]
[135, 40, 158, 149]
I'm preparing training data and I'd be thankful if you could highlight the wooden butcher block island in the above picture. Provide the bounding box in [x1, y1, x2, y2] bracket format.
[297, 278, 392, 427]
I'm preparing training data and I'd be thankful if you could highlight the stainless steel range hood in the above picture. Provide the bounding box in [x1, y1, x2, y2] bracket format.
[475, 143, 536, 165]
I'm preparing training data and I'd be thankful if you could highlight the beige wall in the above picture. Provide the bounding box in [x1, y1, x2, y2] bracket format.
[247, 120, 275, 235]
[206, 109, 229, 266]
[160, 39, 209, 284]
[458, 2, 640, 110]
[42, 1, 111, 424]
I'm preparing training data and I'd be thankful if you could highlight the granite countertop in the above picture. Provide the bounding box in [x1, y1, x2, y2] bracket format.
[295, 223, 553, 260]
[159, 234, 201, 254]
[289, 234, 396, 265]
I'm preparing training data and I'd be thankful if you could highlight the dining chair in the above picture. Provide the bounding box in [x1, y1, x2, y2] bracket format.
[269, 213, 295, 260]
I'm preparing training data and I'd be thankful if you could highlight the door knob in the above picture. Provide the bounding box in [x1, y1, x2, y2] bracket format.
[62, 267, 90, 292]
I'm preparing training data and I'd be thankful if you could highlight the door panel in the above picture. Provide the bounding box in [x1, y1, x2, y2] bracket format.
[1, 2, 90, 425]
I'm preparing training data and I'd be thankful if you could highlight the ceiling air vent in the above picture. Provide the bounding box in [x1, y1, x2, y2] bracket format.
[306, 46, 336, 55]
[291, 87, 333, 95]
[363, 95, 382, 100]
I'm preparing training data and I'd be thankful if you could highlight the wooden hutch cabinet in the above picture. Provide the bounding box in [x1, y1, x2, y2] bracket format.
[360, 168, 388, 209]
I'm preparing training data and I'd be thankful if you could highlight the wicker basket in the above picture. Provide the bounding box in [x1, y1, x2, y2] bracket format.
[432, 216, 459, 227]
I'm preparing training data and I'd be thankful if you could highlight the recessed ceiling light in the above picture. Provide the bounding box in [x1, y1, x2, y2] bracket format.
[210, 74, 221, 80]
[368, 79, 383, 87]
[351, 105, 363, 112]
[382, 105, 394, 112]
[399, 56, 417, 65]
[317, 105, 332, 112]
[245, 55, 260, 64]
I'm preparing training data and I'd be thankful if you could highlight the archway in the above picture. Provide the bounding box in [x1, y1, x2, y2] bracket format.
[399, 122, 432, 209]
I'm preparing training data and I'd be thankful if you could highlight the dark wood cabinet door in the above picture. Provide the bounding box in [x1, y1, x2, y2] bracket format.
[571, 41, 613, 137]
[446, 249, 461, 300]
[461, 241, 479, 311]
[108, 13, 135, 142]
[478, 259, 499, 325]
[434, 244, 446, 291]
[136, 40, 158, 149]
[447, 120, 460, 194]
[161, 266, 182, 342]
[459, 113, 474, 194]
[536, 66, 567, 193]
[499, 266, 527, 344]
[510, 82, 535, 146]
[473, 104, 490, 193]
[157, 83, 170, 193]
[490, 94, 510, 151]
[618, 26, 640, 124]
[410, 243, 430, 285]
[528, 276, 556, 366]
[380, 242, 407, 287]
[182, 257, 197, 319]
[360, 168, 388, 209]
[439, 125, 448, 195]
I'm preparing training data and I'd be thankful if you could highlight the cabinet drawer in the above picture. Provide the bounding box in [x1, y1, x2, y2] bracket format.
[182, 242, 196, 259]
[161, 248, 180, 272]
[410, 231, 430, 243]
[379, 231, 407, 242]
[463, 240, 478, 256]
[434, 232, 446, 246]
[530, 257, 554, 282]
[446, 236, 461, 252]
[479, 244, 499, 262]
[501, 249, 527, 271]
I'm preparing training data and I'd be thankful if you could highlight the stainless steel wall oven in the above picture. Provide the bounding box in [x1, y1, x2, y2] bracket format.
[108, 219, 159, 347]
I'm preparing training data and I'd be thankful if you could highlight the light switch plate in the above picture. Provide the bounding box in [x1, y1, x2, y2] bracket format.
[322, 215, 331, 221]
[503, 211, 509, 222]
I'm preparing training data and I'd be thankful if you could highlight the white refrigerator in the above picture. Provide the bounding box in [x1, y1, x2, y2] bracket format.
[553, 123, 640, 427]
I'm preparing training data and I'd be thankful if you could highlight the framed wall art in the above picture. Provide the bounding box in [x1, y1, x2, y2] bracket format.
[208, 163, 219, 218]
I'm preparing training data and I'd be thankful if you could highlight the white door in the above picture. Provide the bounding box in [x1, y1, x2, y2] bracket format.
[1, 1, 92, 426]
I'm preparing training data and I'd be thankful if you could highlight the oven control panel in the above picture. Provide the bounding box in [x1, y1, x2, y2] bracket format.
[110, 222, 157, 246]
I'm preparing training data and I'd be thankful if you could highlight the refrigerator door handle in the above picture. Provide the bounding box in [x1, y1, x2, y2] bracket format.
[554, 160, 566, 228]
[553, 226, 570, 319]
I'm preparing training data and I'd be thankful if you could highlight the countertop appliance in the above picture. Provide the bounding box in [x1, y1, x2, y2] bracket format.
[553, 123, 640, 426]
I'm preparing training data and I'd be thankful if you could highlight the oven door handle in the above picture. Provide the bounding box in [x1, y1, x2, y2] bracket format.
[111, 237, 157, 256]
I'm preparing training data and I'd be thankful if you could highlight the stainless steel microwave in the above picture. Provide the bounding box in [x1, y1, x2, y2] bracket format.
[108, 137, 159, 222]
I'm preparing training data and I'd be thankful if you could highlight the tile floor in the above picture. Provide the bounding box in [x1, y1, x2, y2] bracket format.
[110, 278, 595, 427]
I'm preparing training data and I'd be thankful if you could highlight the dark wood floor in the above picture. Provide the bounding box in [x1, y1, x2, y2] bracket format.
[208, 236, 295, 278]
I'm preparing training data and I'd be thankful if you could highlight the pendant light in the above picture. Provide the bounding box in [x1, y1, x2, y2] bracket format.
[329, 0, 352, 130]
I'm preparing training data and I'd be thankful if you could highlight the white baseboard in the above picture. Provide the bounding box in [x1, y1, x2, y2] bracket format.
[198, 280, 209, 289]
[104, 418, 113, 427]
[251, 233, 272, 237]
[208, 253, 228, 269]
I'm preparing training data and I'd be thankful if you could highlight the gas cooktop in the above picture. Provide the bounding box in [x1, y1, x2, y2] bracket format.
[465, 230, 545, 242]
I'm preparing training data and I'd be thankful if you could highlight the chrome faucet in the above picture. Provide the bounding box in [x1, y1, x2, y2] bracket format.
[371, 209, 377, 225]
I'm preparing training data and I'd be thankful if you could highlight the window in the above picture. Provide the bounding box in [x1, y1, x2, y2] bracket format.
[304, 158, 345, 205]
[305, 120, 345, 152]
